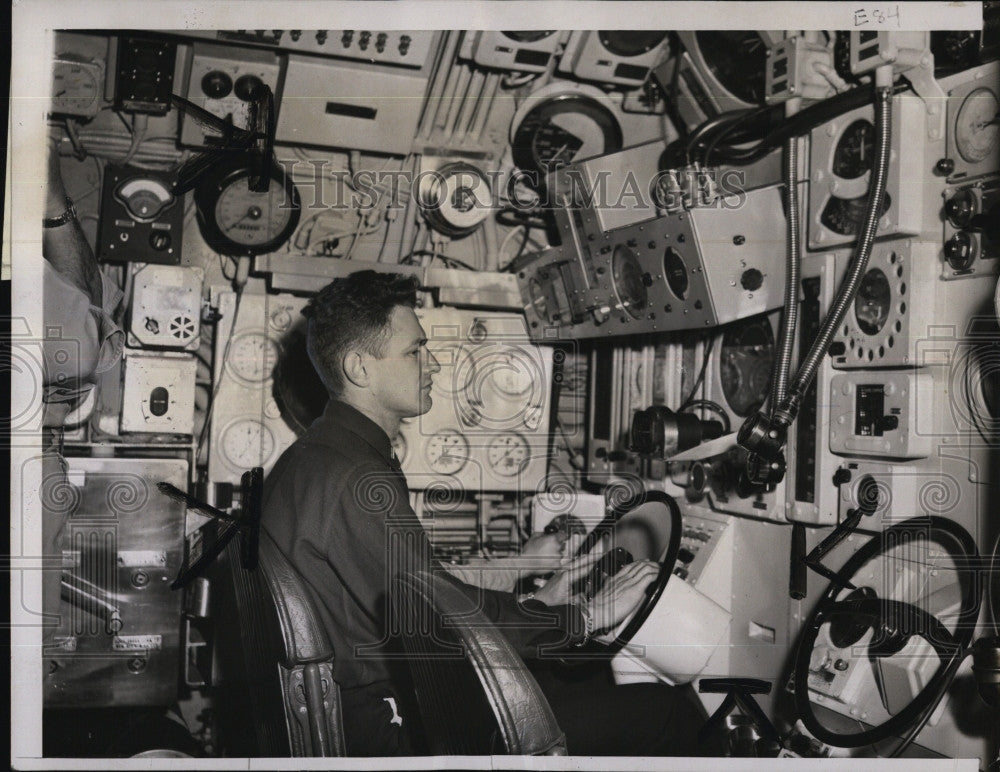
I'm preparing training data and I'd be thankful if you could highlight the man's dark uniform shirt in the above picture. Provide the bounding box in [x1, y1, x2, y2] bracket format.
[261, 401, 585, 737]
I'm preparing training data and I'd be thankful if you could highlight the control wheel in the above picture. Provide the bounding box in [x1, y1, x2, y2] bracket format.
[792, 516, 981, 748]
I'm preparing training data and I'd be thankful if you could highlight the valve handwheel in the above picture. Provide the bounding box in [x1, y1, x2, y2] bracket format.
[573, 490, 682, 656]
[793, 516, 981, 748]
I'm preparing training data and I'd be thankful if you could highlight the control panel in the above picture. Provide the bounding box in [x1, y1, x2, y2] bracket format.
[119, 351, 197, 435]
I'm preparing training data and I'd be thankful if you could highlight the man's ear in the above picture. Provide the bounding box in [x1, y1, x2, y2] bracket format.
[341, 350, 369, 389]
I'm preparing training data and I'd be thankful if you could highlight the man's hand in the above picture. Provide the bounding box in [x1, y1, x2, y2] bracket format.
[528, 542, 610, 607]
[587, 560, 660, 642]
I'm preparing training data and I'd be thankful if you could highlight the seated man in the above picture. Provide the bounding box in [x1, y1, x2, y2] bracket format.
[261, 271, 705, 756]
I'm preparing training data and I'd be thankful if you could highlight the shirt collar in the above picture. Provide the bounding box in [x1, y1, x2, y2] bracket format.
[309, 399, 396, 465]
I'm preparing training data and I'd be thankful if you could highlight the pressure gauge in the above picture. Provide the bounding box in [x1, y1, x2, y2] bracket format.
[194, 158, 301, 257]
[510, 84, 623, 181]
[226, 331, 279, 384]
[831, 120, 875, 180]
[611, 245, 648, 319]
[480, 348, 537, 397]
[220, 418, 276, 470]
[424, 429, 470, 475]
[954, 88, 999, 164]
[820, 192, 892, 237]
[51, 57, 104, 117]
[487, 432, 531, 477]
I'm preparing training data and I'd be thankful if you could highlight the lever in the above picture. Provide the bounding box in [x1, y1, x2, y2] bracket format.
[801, 477, 879, 590]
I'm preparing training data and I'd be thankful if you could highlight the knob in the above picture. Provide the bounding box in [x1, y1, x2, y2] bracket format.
[316, 30, 328, 44]
[740, 268, 764, 292]
[832, 467, 852, 487]
[289, 30, 301, 41]
[945, 232, 975, 271]
[878, 415, 899, 432]
[944, 189, 976, 228]
[828, 341, 847, 357]
[341, 30, 353, 47]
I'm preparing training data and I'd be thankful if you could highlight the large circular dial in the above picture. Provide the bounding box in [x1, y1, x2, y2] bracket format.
[511, 87, 623, 180]
[487, 432, 531, 477]
[478, 347, 537, 396]
[220, 418, 276, 470]
[693, 31, 767, 105]
[719, 315, 775, 417]
[424, 429, 470, 475]
[226, 331, 279, 384]
[955, 87, 999, 164]
[114, 178, 175, 222]
[194, 158, 301, 256]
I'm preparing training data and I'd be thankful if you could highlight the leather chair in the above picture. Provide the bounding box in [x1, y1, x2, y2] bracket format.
[391, 569, 568, 755]
[225, 528, 346, 756]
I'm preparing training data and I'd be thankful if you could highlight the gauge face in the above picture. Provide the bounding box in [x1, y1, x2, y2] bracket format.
[221, 418, 275, 469]
[719, 316, 775, 417]
[694, 31, 767, 105]
[511, 93, 623, 180]
[598, 31, 667, 57]
[955, 88, 999, 164]
[832, 120, 875, 179]
[424, 429, 470, 475]
[479, 347, 537, 396]
[611, 245, 648, 318]
[487, 432, 531, 477]
[502, 31, 555, 43]
[820, 192, 892, 236]
[115, 178, 175, 222]
[215, 176, 295, 248]
[51, 59, 102, 116]
[663, 247, 689, 300]
[854, 268, 892, 336]
[195, 161, 301, 257]
[227, 331, 279, 384]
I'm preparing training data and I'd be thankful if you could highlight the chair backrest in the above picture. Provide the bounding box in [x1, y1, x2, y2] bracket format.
[226, 529, 346, 756]
[391, 570, 567, 756]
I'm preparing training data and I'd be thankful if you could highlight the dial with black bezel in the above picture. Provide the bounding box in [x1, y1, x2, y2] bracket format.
[193, 158, 300, 257]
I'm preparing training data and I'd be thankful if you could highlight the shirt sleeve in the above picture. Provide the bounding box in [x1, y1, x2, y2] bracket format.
[42, 262, 124, 423]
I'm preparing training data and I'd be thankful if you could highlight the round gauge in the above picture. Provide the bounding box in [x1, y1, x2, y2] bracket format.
[719, 315, 775, 417]
[820, 192, 892, 237]
[502, 31, 555, 43]
[854, 268, 892, 336]
[220, 418, 276, 470]
[598, 31, 668, 57]
[693, 31, 767, 105]
[480, 347, 538, 396]
[832, 120, 875, 179]
[194, 158, 301, 257]
[611, 245, 648, 318]
[487, 432, 531, 478]
[114, 178, 175, 222]
[234, 74, 266, 102]
[511, 87, 623, 180]
[424, 429, 470, 475]
[955, 88, 999, 164]
[51, 58, 103, 117]
[663, 247, 689, 300]
[226, 331, 279, 384]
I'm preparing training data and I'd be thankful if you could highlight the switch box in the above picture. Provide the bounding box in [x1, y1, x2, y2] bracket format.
[120, 352, 197, 434]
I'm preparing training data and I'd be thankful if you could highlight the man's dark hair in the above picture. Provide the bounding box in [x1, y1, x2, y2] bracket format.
[303, 270, 419, 396]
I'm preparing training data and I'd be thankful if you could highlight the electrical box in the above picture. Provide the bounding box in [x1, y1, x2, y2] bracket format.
[120, 352, 197, 434]
[276, 54, 429, 154]
[113, 35, 177, 115]
[180, 42, 283, 148]
[97, 166, 184, 265]
[127, 264, 203, 350]
[44, 457, 187, 708]
[559, 31, 670, 87]
[459, 31, 566, 73]
[828, 371, 934, 459]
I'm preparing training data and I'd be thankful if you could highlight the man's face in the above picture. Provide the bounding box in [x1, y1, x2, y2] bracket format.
[366, 305, 440, 419]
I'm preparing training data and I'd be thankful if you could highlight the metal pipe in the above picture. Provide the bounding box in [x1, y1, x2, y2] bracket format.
[768, 135, 801, 412]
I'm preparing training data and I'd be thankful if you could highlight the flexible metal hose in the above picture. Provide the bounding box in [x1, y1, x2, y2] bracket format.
[786, 86, 892, 408]
[769, 136, 801, 414]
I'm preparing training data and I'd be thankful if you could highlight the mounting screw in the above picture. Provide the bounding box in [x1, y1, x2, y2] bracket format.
[733, 234, 746, 246]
